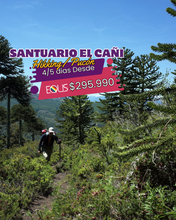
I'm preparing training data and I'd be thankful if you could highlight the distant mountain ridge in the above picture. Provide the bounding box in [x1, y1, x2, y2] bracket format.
[30, 93, 65, 101]
[0, 94, 163, 130]
[0, 94, 103, 130]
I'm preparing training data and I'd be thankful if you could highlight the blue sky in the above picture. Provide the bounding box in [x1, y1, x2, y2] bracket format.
[1, 0, 176, 101]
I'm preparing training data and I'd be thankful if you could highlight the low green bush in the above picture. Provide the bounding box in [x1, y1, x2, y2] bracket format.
[0, 142, 56, 219]
[0, 192, 21, 220]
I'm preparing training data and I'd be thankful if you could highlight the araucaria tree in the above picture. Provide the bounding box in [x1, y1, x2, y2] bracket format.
[150, 0, 176, 107]
[11, 104, 45, 145]
[0, 106, 7, 149]
[112, 0, 176, 191]
[95, 48, 135, 122]
[0, 35, 31, 148]
[96, 48, 163, 124]
[150, 0, 176, 67]
[128, 54, 163, 123]
[56, 95, 94, 145]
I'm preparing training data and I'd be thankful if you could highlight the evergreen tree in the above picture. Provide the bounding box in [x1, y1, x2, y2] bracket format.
[24, 117, 45, 141]
[0, 106, 7, 149]
[10, 123, 23, 148]
[96, 50, 163, 124]
[0, 106, 7, 129]
[55, 97, 78, 144]
[56, 95, 94, 145]
[0, 35, 31, 148]
[150, 0, 176, 67]
[150, 0, 176, 111]
[127, 54, 163, 123]
[11, 104, 44, 145]
[115, 0, 176, 157]
[96, 48, 135, 122]
[95, 93, 121, 123]
[114, 82, 176, 189]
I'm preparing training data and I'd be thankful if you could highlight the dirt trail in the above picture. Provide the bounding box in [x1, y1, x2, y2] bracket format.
[21, 166, 70, 220]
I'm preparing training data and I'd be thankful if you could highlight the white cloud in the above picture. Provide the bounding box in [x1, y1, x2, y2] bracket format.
[9, 1, 40, 10]
[93, 27, 107, 32]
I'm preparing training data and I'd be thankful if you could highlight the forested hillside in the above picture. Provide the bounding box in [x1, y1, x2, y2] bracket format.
[0, 94, 104, 134]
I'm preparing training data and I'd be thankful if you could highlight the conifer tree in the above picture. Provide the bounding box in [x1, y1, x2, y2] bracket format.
[0, 106, 7, 149]
[150, 0, 176, 112]
[147, 0, 176, 124]
[128, 54, 163, 123]
[0, 35, 31, 148]
[56, 95, 94, 145]
[11, 104, 44, 145]
[95, 48, 135, 122]
[0, 106, 7, 128]
[116, 85, 176, 159]
[113, 83, 176, 190]
[55, 97, 78, 144]
[150, 0, 176, 67]
[24, 117, 45, 141]
[115, 0, 176, 161]
[95, 93, 121, 123]
[10, 123, 23, 148]
[96, 50, 163, 124]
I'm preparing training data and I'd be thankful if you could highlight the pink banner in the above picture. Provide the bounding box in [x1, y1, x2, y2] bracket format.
[38, 62, 125, 100]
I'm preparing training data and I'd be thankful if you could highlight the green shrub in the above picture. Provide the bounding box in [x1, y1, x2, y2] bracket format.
[0, 141, 56, 219]
[0, 192, 21, 220]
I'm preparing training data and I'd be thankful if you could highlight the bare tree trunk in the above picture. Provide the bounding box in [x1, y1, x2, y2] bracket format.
[59, 143, 61, 162]
[78, 97, 82, 144]
[7, 92, 10, 149]
[32, 133, 35, 141]
[19, 119, 22, 147]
